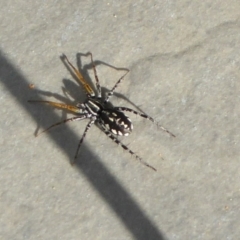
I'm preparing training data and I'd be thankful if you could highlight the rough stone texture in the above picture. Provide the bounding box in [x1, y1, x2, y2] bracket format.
[1, 1, 240, 239]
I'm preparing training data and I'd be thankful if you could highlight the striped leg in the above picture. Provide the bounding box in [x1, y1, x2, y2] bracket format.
[115, 107, 176, 138]
[104, 69, 129, 103]
[88, 52, 102, 98]
[103, 128, 157, 171]
[73, 119, 96, 163]
[36, 116, 87, 136]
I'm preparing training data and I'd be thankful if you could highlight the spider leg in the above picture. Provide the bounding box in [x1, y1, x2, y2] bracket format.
[102, 128, 157, 171]
[88, 52, 102, 98]
[104, 69, 129, 103]
[115, 107, 176, 138]
[36, 116, 87, 136]
[73, 118, 96, 164]
[62, 54, 95, 97]
[28, 100, 82, 114]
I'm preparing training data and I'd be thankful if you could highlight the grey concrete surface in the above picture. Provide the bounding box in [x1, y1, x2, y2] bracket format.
[1, 1, 240, 239]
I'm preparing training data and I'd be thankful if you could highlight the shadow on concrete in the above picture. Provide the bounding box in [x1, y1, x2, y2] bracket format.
[0, 50, 165, 240]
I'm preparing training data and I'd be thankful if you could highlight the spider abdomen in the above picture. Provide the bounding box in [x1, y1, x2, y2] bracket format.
[100, 109, 133, 136]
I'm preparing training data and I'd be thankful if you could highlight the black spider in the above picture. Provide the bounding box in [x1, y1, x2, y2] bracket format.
[28, 53, 175, 171]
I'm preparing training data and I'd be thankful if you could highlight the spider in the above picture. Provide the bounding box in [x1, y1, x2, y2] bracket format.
[28, 53, 175, 171]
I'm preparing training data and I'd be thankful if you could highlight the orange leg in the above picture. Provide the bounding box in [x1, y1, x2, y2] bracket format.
[28, 100, 81, 114]
[62, 54, 95, 97]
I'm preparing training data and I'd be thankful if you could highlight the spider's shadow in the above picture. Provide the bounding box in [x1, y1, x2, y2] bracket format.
[69, 52, 147, 113]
